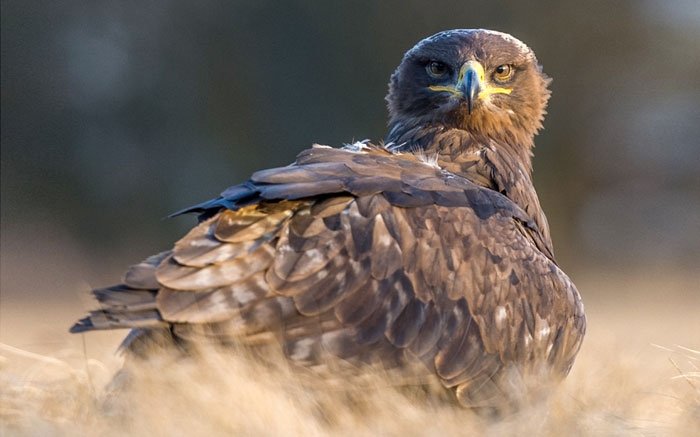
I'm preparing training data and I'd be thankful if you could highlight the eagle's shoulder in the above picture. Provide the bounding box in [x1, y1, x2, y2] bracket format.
[177, 143, 545, 241]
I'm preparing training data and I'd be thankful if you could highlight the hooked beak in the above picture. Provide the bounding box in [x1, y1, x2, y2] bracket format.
[459, 61, 483, 114]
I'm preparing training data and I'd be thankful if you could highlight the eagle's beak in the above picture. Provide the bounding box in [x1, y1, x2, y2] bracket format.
[459, 61, 484, 114]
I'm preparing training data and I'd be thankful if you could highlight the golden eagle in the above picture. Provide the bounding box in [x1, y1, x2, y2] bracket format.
[72, 29, 586, 412]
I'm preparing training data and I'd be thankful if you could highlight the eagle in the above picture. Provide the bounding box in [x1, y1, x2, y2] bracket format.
[71, 29, 586, 413]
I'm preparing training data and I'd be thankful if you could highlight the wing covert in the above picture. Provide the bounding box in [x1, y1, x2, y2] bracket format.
[74, 144, 584, 409]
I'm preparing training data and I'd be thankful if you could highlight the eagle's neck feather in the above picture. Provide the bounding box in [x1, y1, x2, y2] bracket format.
[386, 122, 533, 182]
[386, 122, 552, 248]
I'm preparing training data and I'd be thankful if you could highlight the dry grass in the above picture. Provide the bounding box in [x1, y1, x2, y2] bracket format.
[1, 267, 699, 436]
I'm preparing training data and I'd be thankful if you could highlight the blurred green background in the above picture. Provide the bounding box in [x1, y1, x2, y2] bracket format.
[1, 0, 699, 323]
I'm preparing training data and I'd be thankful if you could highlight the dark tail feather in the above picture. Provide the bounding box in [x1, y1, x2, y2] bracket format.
[70, 316, 95, 333]
[70, 252, 172, 334]
[69, 306, 168, 333]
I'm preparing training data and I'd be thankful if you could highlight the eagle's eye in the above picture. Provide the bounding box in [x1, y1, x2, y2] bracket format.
[493, 64, 514, 83]
[426, 61, 448, 78]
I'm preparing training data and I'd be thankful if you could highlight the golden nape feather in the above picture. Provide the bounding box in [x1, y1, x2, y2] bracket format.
[72, 29, 586, 415]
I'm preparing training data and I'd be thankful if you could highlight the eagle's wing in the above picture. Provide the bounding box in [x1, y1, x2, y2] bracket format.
[72, 144, 585, 407]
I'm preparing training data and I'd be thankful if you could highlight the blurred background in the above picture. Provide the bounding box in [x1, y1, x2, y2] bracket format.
[2, 1, 699, 356]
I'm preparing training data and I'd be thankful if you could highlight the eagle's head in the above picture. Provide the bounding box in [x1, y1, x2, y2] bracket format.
[386, 29, 551, 147]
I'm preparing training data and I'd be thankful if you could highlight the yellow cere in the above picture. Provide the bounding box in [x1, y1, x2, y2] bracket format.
[427, 85, 463, 95]
[479, 86, 512, 98]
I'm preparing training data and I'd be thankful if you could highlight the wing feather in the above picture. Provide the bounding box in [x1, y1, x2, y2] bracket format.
[72, 144, 585, 410]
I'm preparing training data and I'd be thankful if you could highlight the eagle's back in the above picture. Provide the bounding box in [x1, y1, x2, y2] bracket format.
[72, 145, 585, 411]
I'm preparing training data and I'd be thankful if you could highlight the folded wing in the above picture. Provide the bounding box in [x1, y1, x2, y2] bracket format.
[71, 144, 585, 408]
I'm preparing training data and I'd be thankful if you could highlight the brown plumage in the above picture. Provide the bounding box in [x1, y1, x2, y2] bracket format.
[71, 29, 586, 413]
